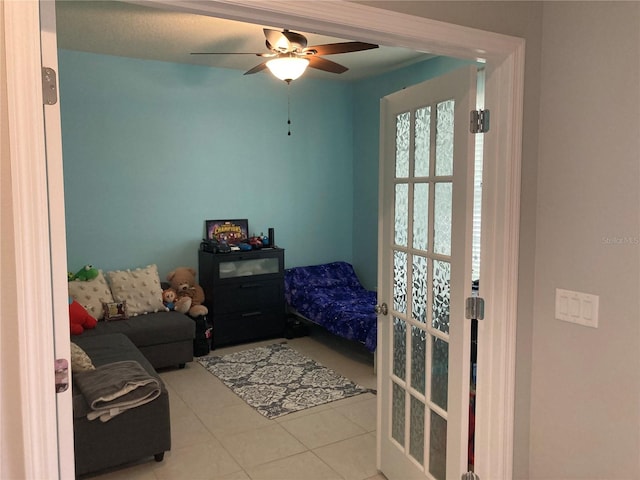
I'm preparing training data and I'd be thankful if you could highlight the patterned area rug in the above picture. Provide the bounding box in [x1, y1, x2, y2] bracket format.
[198, 343, 372, 419]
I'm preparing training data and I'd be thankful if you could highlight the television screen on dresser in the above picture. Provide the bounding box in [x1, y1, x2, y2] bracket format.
[205, 219, 249, 245]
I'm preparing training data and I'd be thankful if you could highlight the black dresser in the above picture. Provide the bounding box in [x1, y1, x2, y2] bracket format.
[198, 248, 285, 348]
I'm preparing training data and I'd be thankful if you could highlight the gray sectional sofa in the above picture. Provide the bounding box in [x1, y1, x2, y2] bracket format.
[72, 310, 195, 477]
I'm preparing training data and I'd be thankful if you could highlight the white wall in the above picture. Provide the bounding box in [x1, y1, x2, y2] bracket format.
[530, 2, 640, 478]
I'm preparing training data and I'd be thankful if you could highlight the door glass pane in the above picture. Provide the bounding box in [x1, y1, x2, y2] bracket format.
[396, 112, 410, 178]
[431, 337, 449, 410]
[434, 182, 452, 256]
[432, 260, 451, 334]
[393, 250, 407, 314]
[411, 254, 428, 324]
[429, 411, 447, 480]
[410, 396, 425, 464]
[393, 317, 407, 380]
[392, 382, 406, 445]
[410, 325, 426, 393]
[412, 183, 429, 251]
[435, 99, 454, 176]
[414, 106, 431, 177]
[395, 184, 408, 247]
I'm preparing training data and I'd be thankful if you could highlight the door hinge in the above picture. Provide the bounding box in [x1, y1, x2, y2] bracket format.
[470, 109, 490, 134]
[465, 296, 485, 320]
[42, 67, 58, 105]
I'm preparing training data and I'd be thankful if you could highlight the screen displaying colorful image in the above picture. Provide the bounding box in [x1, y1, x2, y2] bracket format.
[205, 219, 249, 244]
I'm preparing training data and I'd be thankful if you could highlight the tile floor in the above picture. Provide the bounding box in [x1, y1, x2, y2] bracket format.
[85, 327, 385, 480]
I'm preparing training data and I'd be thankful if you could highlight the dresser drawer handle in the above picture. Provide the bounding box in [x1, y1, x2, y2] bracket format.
[241, 311, 262, 317]
[239, 284, 262, 289]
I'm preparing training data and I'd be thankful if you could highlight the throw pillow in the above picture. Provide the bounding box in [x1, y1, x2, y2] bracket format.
[106, 264, 166, 316]
[70, 342, 95, 372]
[68, 270, 114, 321]
[102, 300, 129, 321]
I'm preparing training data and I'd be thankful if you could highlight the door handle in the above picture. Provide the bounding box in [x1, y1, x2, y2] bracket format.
[55, 358, 69, 393]
[374, 303, 388, 315]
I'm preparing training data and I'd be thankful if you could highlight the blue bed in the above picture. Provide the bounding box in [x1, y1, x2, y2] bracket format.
[284, 261, 378, 352]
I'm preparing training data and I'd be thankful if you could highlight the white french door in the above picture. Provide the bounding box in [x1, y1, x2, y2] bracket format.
[377, 66, 477, 480]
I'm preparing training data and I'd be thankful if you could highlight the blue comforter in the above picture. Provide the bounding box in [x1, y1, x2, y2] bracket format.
[284, 261, 378, 352]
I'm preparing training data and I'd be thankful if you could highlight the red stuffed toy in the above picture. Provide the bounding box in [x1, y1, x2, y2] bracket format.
[69, 297, 97, 335]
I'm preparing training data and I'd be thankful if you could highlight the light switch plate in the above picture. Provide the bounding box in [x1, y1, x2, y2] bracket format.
[555, 288, 599, 328]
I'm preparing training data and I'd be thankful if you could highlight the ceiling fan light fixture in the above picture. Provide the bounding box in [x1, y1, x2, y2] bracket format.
[266, 56, 310, 82]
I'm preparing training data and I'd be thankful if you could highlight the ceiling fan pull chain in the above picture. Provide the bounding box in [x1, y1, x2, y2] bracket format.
[287, 82, 292, 136]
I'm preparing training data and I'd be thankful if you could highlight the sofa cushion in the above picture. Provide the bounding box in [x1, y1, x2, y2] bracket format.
[106, 264, 166, 316]
[68, 270, 114, 320]
[70, 342, 95, 372]
[77, 311, 194, 348]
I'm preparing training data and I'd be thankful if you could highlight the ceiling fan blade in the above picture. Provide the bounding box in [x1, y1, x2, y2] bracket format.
[190, 52, 265, 56]
[307, 42, 379, 56]
[243, 61, 269, 75]
[308, 56, 348, 74]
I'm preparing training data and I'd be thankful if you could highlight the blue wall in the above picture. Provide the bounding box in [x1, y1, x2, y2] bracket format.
[59, 49, 468, 286]
[59, 50, 354, 279]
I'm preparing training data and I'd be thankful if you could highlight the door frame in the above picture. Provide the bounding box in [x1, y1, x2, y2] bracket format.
[3, 1, 71, 478]
[7, 1, 523, 478]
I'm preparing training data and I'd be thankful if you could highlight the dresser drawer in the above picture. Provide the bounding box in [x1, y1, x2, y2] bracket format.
[212, 311, 285, 347]
[211, 280, 283, 315]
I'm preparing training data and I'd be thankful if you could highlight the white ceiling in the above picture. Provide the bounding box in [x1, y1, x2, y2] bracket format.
[54, 0, 435, 81]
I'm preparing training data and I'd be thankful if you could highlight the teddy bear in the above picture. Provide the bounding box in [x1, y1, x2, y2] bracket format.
[69, 296, 97, 335]
[166, 267, 208, 317]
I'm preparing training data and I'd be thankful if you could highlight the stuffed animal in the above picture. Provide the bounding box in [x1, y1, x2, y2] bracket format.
[173, 294, 192, 315]
[69, 297, 97, 335]
[69, 264, 99, 282]
[166, 267, 208, 317]
[162, 287, 177, 311]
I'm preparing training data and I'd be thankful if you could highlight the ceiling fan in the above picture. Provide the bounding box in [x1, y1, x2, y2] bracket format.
[191, 28, 379, 83]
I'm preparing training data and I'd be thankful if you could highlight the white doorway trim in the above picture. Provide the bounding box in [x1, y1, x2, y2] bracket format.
[3, 1, 63, 478]
[9, 1, 523, 478]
